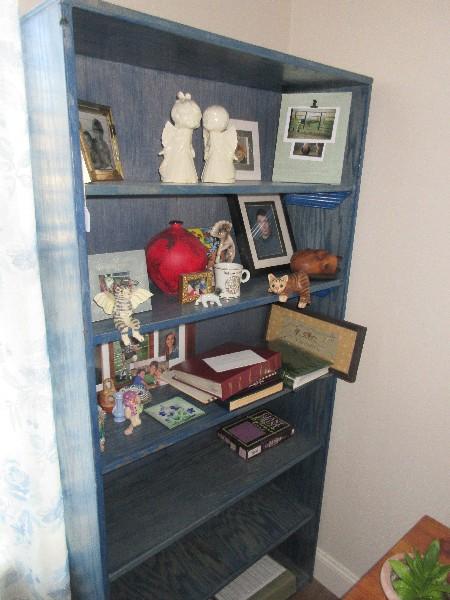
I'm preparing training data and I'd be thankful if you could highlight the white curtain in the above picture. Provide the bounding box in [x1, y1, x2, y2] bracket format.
[0, 1, 71, 598]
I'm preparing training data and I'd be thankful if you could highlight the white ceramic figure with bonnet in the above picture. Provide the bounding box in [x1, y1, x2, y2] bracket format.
[201, 105, 237, 183]
[159, 91, 202, 183]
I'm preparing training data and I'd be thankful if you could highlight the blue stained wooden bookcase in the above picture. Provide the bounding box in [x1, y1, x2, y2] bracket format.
[21, 1, 372, 598]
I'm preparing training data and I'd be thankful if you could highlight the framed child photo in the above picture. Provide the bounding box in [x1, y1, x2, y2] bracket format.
[179, 271, 214, 304]
[154, 323, 196, 367]
[78, 100, 124, 182]
[228, 195, 296, 276]
[230, 119, 261, 180]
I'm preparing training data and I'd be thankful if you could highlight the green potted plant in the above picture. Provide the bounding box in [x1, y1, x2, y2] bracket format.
[380, 539, 450, 600]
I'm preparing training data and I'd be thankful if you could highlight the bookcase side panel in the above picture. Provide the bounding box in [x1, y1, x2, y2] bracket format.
[21, 4, 106, 598]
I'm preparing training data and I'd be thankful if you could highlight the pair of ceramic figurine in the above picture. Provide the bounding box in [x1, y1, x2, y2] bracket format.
[159, 92, 237, 184]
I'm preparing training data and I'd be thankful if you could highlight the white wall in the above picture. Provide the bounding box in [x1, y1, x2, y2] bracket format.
[287, 1, 450, 595]
[19, 0, 450, 596]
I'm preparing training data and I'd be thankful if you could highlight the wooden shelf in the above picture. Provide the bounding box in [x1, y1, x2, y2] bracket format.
[72, 2, 372, 91]
[107, 465, 316, 587]
[102, 377, 330, 474]
[85, 180, 352, 198]
[92, 276, 342, 345]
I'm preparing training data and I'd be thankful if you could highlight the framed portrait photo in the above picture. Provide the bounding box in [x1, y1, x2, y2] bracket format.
[155, 324, 195, 367]
[179, 271, 214, 304]
[78, 100, 124, 182]
[227, 195, 295, 276]
[229, 119, 261, 180]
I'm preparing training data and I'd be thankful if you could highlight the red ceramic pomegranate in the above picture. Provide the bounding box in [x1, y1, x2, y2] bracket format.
[146, 221, 208, 295]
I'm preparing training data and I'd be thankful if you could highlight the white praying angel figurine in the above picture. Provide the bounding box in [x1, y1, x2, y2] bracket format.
[158, 91, 202, 183]
[201, 105, 237, 183]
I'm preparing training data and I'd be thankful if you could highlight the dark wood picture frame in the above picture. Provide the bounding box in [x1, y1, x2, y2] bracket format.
[266, 303, 366, 382]
[227, 194, 296, 277]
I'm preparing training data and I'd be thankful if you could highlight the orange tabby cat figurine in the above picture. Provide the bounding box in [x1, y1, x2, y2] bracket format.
[267, 271, 311, 308]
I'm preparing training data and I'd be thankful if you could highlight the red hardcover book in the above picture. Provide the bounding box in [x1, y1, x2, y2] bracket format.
[170, 342, 281, 400]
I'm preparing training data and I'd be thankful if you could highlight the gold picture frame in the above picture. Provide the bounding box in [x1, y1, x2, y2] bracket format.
[78, 100, 124, 182]
[178, 271, 214, 304]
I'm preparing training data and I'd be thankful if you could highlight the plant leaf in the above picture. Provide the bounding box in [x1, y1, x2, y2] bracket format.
[423, 539, 440, 571]
[392, 580, 419, 600]
[434, 564, 450, 581]
[390, 559, 416, 587]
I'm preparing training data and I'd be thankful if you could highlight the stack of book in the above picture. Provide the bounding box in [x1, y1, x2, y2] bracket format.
[267, 339, 331, 389]
[168, 342, 283, 411]
[212, 555, 297, 600]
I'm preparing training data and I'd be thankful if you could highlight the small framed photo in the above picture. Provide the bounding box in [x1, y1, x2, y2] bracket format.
[229, 119, 261, 180]
[228, 195, 295, 276]
[283, 106, 339, 144]
[78, 100, 124, 182]
[108, 333, 156, 389]
[88, 250, 152, 322]
[179, 271, 214, 304]
[96, 324, 195, 390]
[155, 324, 195, 367]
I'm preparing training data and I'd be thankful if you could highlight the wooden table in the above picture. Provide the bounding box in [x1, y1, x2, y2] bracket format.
[342, 515, 450, 599]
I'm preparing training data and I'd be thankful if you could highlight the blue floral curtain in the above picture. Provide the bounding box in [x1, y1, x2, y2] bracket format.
[0, 1, 71, 598]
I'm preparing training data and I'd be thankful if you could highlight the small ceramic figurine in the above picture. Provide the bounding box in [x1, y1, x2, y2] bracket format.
[201, 105, 237, 183]
[98, 377, 116, 413]
[195, 292, 222, 308]
[94, 278, 153, 346]
[112, 391, 126, 423]
[159, 91, 202, 183]
[209, 220, 235, 263]
[123, 389, 143, 436]
[267, 271, 311, 309]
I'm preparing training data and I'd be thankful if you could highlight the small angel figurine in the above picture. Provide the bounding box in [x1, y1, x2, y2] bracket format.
[158, 91, 202, 183]
[201, 105, 237, 183]
[93, 277, 153, 346]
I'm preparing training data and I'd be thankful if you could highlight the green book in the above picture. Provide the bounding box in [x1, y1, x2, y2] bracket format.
[268, 340, 331, 389]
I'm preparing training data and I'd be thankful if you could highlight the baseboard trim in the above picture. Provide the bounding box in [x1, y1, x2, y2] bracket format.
[314, 547, 359, 598]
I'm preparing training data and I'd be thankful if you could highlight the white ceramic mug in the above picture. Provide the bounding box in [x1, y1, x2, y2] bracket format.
[214, 262, 250, 299]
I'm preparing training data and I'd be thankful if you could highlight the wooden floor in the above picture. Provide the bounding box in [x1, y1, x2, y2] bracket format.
[290, 579, 338, 600]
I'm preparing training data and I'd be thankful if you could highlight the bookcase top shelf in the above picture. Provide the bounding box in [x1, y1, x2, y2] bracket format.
[92, 275, 343, 345]
[57, 1, 373, 91]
